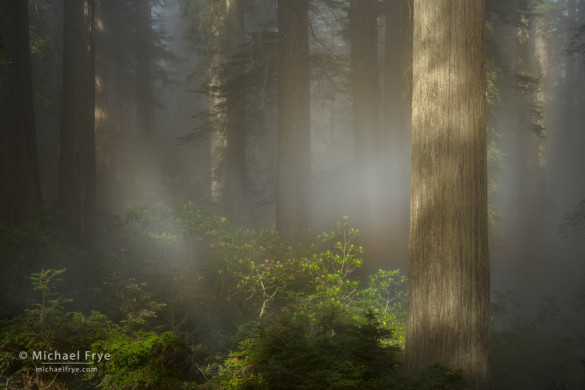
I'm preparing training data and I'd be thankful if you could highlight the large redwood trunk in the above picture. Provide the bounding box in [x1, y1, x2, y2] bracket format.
[276, 0, 311, 242]
[406, 1, 490, 388]
[0, 0, 42, 226]
[59, 0, 96, 245]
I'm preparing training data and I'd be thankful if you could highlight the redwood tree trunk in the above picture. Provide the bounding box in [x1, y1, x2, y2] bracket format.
[224, 0, 247, 217]
[406, 1, 490, 388]
[514, 3, 548, 289]
[135, 0, 154, 144]
[209, 2, 227, 203]
[382, 0, 413, 265]
[0, 0, 42, 226]
[94, 0, 113, 208]
[276, 0, 311, 242]
[59, 0, 96, 245]
[350, 0, 381, 248]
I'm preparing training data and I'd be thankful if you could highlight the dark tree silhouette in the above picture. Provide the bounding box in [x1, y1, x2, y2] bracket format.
[0, 0, 42, 226]
[59, 0, 96, 245]
[276, 0, 311, 242]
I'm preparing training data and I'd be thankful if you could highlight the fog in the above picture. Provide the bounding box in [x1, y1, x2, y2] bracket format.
[1, 0, 585, 388]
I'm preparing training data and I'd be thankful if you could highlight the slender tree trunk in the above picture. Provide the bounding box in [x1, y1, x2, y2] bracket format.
[0, 0, 42, 226]
[350, 0, 381, 248]
[382, 0, 412, 265]
[532, 6, 547, 215]
[209, 0, 247, 216]
[59, 0, 96, 245]
[94, 0, 112, 209]
[406, 1, 490, 388]
[224, 0, 247, 217]
[276, 0, 311, 243]
[564, 0, 579, 188]
[110, 0, 123, 186]
[578, 3, 585, 172]
[384, 0, 412, 166]
[135, 0, 154, 145]
[210, 3, 227, 202]
[515, 2, 547, 287]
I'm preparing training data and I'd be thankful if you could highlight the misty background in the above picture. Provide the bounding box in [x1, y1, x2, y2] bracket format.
[1, 0, 585, 388]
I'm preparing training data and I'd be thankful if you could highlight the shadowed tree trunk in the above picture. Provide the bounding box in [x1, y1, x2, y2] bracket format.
[0, 0, 42, 226]
[94, 0, 114, 209]
[59, 0, 96, 245]
[136, 0, 154, 145]
[406, 1, 490, 388]
[382, 0, 412, 266]
[514, 1, 548, 289]
[209, 0, 247, 217]
[350, 0, 381, 253]
[276, 0, 311, 242]
[564, 0, 581, 191]
[224, 0, 247, 217]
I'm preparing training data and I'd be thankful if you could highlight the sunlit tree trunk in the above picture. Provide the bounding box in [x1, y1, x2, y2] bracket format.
[94, 0, 113, 208]
[59, 0, 96, 245]
[209, 0, 247, 216]
[210, 2, 227, 203]
[276, 0, 311, 242]
[350, 0, 381, 248]
[0, 0, 42, 226]
[224, 0, 247, 217]
[532, 5, 547, 217]
[406, 1, 490, 388]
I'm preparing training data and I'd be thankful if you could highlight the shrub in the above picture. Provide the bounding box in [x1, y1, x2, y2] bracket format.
[215, 308, 399, 390]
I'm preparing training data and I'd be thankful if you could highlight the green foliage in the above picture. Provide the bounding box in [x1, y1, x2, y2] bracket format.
[214, 308, 400, 390]
[1, 202, 412, 389]
[214, 308, 465, 390]
[0, 207, 100, 318]
[109, 203, 408, 385]
[29, 268, 70, 328]
[357, 269, 407, 346]
[0, 269, 111, 389]
[0, 267, 194, 390]
[391, 364, 467, 390]
[87, 331, 193, 389]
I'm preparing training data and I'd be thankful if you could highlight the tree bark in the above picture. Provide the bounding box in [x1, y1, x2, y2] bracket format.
[224, 0, 247, 217]
[0, 0, 42, 226]
[210, 2, 227, 203]
[406, 1, 490, 388]
[276, 0, 311, 243]
[94, 0, 114, 208]
[514, 2, 547, 287]
[382, 0, 413, 265]
[135, 0, 154, 144]
[59, 0, 96, 245]
[209, 0, 247, 217]
[350, 0, 381, 244]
